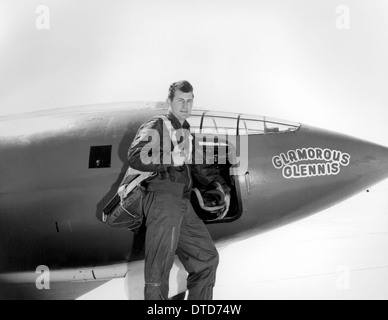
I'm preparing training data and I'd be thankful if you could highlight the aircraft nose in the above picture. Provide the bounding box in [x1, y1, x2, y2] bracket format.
[301, 126, 388, 192]
[351, 140, 388, 186]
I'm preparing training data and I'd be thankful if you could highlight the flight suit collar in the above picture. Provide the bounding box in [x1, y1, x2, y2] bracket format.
[166, 111, 191, 131]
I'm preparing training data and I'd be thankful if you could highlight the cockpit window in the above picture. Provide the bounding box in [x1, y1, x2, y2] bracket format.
[202, 115, 237, 135]
[239, 116, 300, 135]
[188, 111, 300, 136]
[238, 119, 265, 135]
[187, 114, 202, 134]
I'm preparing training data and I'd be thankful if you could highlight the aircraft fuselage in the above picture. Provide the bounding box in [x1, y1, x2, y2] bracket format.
[1, 102, 388, 278]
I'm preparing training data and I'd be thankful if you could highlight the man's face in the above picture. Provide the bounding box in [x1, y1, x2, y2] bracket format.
[167, 90, 194, 123]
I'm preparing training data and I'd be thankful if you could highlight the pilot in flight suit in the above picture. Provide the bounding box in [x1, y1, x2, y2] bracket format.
[127, 81, 226, 300]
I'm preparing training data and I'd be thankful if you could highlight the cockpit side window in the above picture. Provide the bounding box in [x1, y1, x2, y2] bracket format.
[238, 119, 265, 135]
[239, 116, 300, 135]
[262, 117, 300, 134]
[201, 116, 237, 135]
[188, 111, 300, 136]
[188, 115, 202, 134]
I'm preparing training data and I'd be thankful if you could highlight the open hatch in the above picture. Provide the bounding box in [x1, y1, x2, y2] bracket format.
[188, 110, 300, 224]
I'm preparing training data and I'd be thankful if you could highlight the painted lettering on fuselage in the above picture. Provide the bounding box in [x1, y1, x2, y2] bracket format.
[272, 148, 351, 179]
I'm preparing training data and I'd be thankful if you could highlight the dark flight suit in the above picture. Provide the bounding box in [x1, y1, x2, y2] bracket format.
[127, 111, 219, 300]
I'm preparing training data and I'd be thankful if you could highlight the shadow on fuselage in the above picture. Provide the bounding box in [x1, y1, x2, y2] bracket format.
[94, 123, 147, 262]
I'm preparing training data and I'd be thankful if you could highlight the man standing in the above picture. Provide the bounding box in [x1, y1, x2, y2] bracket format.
[127, 81, 219, 300]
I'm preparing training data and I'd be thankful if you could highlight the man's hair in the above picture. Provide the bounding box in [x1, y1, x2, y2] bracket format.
[168, 80, 194, 101]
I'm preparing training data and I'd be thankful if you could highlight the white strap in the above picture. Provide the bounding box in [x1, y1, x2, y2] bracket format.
[160, 116, 178, 145]
[118, 172, 156, 199]
[160, 115, 193, 163]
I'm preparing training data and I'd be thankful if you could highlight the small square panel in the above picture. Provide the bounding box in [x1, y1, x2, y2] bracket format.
[89, 145, 112, 169]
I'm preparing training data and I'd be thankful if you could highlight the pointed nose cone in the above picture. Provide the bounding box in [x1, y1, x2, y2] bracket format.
[348, 138, 388, 187]
[302, 125, 388, 196]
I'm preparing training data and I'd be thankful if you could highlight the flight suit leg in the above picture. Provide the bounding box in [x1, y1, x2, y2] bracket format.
[176, 201, 219, 300]
[142, 190, 184, 300]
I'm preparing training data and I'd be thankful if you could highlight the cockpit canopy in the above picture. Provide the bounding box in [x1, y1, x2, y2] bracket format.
[188, 110, 300, 135]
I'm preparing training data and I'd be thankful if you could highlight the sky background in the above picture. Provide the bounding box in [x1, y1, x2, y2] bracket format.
[1, 0, 388, 299]
[1, 0, 388, 146]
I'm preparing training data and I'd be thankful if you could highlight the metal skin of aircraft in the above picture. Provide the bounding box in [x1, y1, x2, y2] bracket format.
[0, 101, 388, 300]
